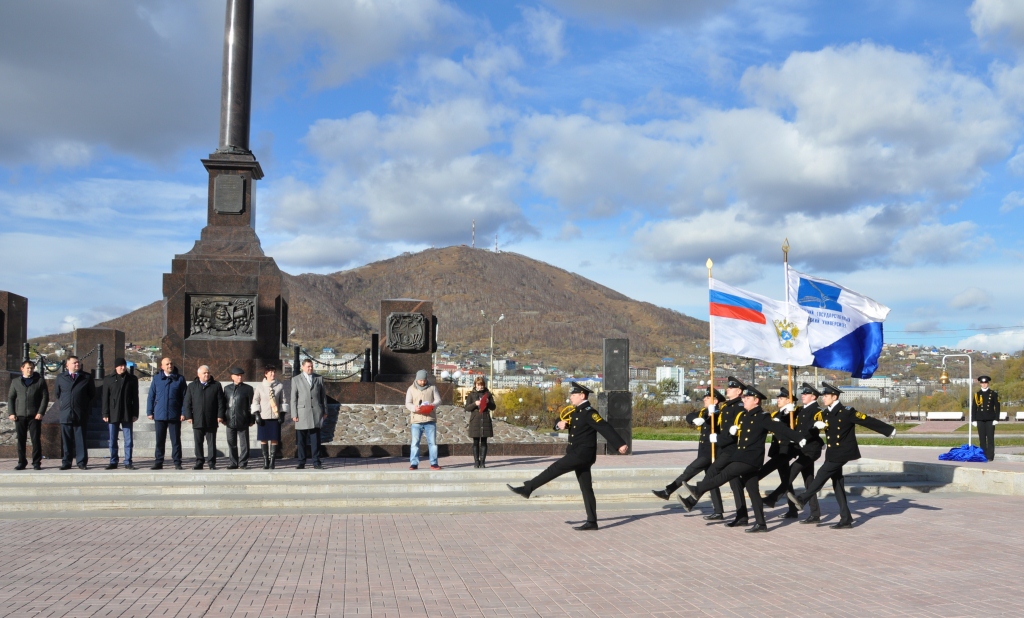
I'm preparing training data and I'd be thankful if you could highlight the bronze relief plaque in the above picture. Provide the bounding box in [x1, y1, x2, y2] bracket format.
[188, 295, 257, 340]
[386, 312, 428, 352]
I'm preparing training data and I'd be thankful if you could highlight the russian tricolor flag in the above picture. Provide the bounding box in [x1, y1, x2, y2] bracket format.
[709, 278, 814, 366]
[710, 290, 766, 325]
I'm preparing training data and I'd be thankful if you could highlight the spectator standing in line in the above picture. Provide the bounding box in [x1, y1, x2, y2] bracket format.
[292, 359, 327, 470]
[183, 365, 224, 470]
[407, 369, 442, 471]
[55, 356, 96, 470]
[7, 360, 48, 470]
[221, 367, 255, 469]
[147, 357, 186, 470]
[252, 365, 286, 469]
[102, 357, 139, 470]
[971, 375, 1000, 462]
[464, 376, 495, 468]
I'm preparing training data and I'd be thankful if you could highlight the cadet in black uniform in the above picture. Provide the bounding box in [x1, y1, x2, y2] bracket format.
[764, 383, 825, 523]
[677, 385, 806, 533]
[704, 377, 750, 526]
[971, 376, 1000, 461]
[756, 386, 799, 519]
[788, 382, 895, 529]
[508, 382, 628, 530]
[651, 388, 725, 520]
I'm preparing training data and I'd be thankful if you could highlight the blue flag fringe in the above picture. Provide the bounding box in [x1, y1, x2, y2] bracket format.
[938, 444, 987, 463]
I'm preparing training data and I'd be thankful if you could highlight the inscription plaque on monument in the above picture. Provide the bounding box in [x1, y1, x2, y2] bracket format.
[188, 295, 256, 339]
[213, 174, 245, 214]
[386, 312, 428, 352]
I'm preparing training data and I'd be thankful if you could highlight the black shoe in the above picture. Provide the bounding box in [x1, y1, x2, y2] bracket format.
[296, 463, 306, 470]
[150, 463, 163, 470]
[507, 484, 530, 498]
[829, 520, 854, 529]
[745, 523, 769, 533]
[800, 516, 821, 524]
[573, 521, 599, 531]
[209, 464, 217, 470]
[174, 463, 183, 470]
[77, 464, 88, 470]
[676, 494, 695, 512]
[240, 464, 248, 469]
[786, 491, 805, 510]
[725, 518, 749, 528]
[682, 482, 698, 500]
[14, 463, 26, 471]
[105, 463, 117, 470]
[783, 508, 800, 519]
[227, 464, 238, 470]
[193, 462, 203, 470]
[314, 463, 323, 470]
[702, 513, 725, 521]
[652, 489, 671, 500]
[60, 463, 72, 470]
[479, 461, 486, 468]
[32, 464, 41, 470]
[125, 464, 136, 470]
[763, 491, 779, 508]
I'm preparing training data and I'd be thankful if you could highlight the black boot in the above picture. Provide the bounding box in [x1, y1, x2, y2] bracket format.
[261, 444, 270, 470]
[479, 441, 488, 468]
[269, 445, 277, 469]
[472, 441, 480, 468]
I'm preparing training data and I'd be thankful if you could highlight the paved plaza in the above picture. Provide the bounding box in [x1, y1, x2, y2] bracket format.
[0, 441, 1022, 617]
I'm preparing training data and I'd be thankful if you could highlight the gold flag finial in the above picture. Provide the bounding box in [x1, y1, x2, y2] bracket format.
[706, 258, 713, 269]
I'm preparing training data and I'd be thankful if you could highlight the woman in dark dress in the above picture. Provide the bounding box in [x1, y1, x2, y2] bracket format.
[465, 376, 496, 468]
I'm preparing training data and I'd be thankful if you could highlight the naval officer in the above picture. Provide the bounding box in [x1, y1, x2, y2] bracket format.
[971, 376, 1000, 461]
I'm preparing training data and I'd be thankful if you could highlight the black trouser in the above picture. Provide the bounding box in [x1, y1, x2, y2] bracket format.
[705, 456, 749, 520]
[977, 420, 996, 461]
[153, 420, 182, 466]
[784, 453, 820, 517]
[193, 427, 217, 466]
[472, 437, 489, 463]
[226, 427, 250, 467]
[15, 417, 42, 467]
[524, 451, 599, 523]
[296, 428, 322, 466]
[758, 453, 793, 498]
[60, 423, 87, 467]
[666, 454, 723, 515]
[797, 460, 850, 523]
[693, 461, 764, 525]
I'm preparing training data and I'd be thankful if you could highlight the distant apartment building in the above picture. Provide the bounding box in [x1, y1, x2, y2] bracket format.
[852, 376, 894, 388]
[492, 359, 517, 374]
[656, 366, 685, 397]
[629, 366, 652, 380]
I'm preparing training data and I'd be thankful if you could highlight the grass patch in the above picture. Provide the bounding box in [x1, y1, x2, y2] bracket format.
[954, 423, 1024, 433]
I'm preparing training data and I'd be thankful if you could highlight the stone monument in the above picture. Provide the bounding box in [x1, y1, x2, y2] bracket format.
[161, 0, 287, 378]
[0, 291, 28, 395]
[73, 328, 125, 378]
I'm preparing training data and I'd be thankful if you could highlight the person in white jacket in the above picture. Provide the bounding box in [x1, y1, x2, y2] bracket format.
[406, 370, 442, 470]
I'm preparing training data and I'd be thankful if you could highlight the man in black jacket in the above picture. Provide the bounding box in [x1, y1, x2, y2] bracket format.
[678, 385, 805, 533]
[756, 386, 799, 519]
[183, 365, 225, 470]
[764, 383, 825, 523]
[704, 376, 750, 527]
[220, 367, 254, 469]
[788, 382, 895, 529]
[507, 382, 629, 530]
[54, 356, 96, 470]
[971, 376, 1000, 461]
[7, 360, 49, 470]
[651, 388, 725, 520]
[102, 358, 140, 470]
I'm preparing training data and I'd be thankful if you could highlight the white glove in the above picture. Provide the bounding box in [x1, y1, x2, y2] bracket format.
[729, 425, 738, 436]
[993, 421, 999, 426]
[798, 439, 807, 448]
[889, 429, 896, 438]
[813, 421, 825, 429]
[692, 418, 705, 426]
[972, 421, 977, 427]
[709, 434, 718, 443]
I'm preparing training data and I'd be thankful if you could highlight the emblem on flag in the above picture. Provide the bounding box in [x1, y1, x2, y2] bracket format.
[772, 318, 801, 349]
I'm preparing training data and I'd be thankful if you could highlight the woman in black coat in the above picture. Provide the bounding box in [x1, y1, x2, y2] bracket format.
[464, 376, 496, 468]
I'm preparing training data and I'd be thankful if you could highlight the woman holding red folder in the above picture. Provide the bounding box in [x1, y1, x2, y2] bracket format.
[464, 376, 496, 468]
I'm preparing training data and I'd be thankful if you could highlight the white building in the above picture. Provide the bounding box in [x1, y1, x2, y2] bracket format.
[656, 366, 685, 397]
[852, 376, 893, 388]
[492, 359, 516, 374]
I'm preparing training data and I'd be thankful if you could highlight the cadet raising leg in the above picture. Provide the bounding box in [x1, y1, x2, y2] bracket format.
[652, 388, 725, 520]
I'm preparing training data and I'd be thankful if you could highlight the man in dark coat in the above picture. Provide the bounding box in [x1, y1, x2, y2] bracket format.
[220, 367, 254, 469]
[763, 383, 825, 523]
[54, 356, 96, 470]
[701, 376, 750, 526]
[971, 376, 1000, 461]
[507, 382, 628, 531]
[651, 388, 725, 520]
[147, 357, 186, 470]
[788, 382, 895, 529]
[7, 360, 49, 470]
[183, 365, 224, 470]
[102, 357, 139, 470]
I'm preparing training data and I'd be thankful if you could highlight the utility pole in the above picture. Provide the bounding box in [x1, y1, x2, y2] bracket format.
[472, 219, 475, 248]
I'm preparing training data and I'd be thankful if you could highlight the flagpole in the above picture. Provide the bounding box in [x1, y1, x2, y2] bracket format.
[783, 239, 794, 429]
[707, 258, 715, 462]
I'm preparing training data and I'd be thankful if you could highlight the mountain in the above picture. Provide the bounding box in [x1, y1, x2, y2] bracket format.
[82, 246, 707, 369]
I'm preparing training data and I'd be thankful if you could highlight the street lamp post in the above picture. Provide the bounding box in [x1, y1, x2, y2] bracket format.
[939, 354, 974, 447]
[483, 311, 504, 386]
[916, 377, 921, 419]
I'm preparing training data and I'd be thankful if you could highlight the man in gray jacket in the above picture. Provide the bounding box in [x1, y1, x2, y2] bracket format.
[7, 360, 48, 470]
[291, 359, 327, 469]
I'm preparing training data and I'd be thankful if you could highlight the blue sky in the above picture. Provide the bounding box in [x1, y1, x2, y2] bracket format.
[2, 0, 1023, 352]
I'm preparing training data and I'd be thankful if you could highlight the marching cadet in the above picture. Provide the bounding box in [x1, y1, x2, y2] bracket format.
[755, 386, 799, 519]
[787, 382, 895, 529]
[971, 376, 1000, 462]
[677, 385, 806, 533]
[708, 376, 750, 526]
[764, 383, 825, 523]
[651, 388, 725, 520]
[507, 382, 628, 531]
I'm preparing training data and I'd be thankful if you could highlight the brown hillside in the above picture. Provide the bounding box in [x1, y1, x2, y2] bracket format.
[61, 246, 707, 368]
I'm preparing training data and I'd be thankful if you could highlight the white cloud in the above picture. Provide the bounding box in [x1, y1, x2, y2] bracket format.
[949, 287, 992, 310]
[522, 7, 566, 63]
[970, 0, 1024, 48]
[957, 329, 1024, 353]
[1000, 191, 1024, 212]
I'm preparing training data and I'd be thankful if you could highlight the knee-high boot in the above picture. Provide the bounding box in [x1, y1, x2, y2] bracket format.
[261, 444, 270, 469]
[269, 444, 277, 469]
[479, 439, 488, 468]
[472, 439, 480, 468]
